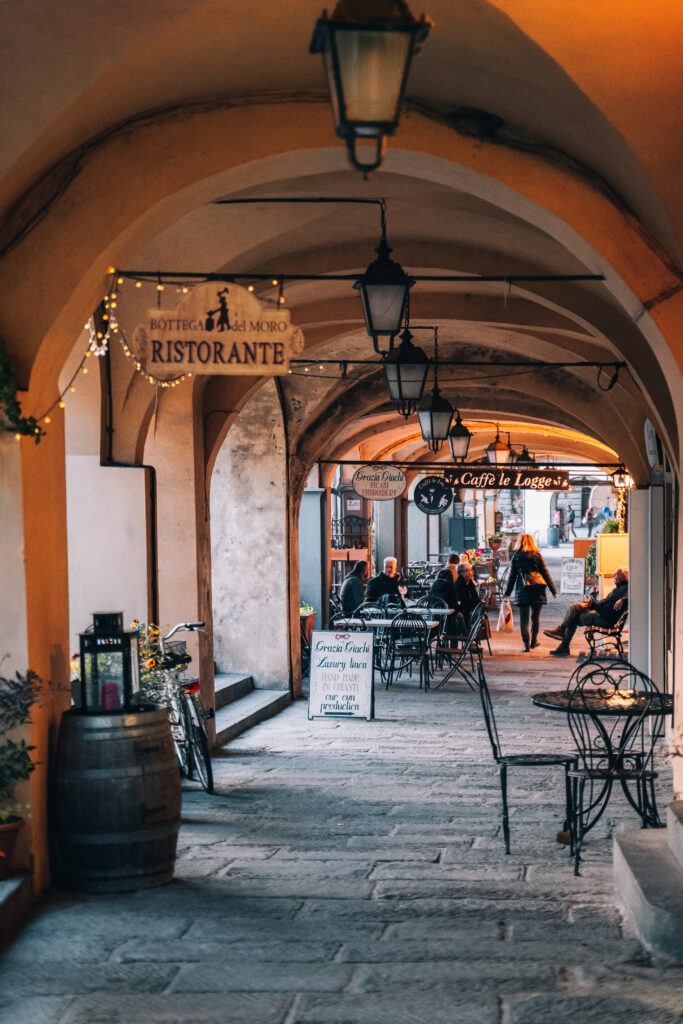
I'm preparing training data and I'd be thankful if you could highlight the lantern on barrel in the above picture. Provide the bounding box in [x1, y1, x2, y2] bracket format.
[78, 612, 140, 712]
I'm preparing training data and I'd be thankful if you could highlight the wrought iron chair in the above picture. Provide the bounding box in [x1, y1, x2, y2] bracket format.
[585, 610, 628, 660]
[358, 602, 395, 679]
[433, 603, 485, 690]
[565, 658, 667, 875]
[414, 594, 449, 680]
[475, 661, 577, 854]
[381, 610, 431, 691]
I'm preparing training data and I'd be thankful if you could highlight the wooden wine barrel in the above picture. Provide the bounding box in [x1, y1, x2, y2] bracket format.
[55, 708, 181, 893]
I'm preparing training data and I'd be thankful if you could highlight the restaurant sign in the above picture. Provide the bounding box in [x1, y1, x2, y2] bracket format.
[352, 464, 407, 501]
[414, 476, 453, 515]
[132, 283, 304, 375]
[444, 466, 570, 491]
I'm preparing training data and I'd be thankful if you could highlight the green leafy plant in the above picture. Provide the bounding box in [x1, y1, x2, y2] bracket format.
[0, 338, 45, 443]
[488, 534, 503, 545]
[585, 542, 597, 578]
[0, 669, 43, 821]
[600, 518, 620, 534]
[299, 603, 316, 616]
[130, 621, 189, 711]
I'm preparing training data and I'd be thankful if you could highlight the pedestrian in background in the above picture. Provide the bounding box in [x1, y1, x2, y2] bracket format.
[504, 534, 557, 652]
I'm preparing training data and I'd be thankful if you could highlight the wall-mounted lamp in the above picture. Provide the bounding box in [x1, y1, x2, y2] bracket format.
[310, 0, 432, 174]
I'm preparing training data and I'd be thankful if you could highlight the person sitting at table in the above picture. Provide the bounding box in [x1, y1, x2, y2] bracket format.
[340, 560, 370, 615]
[454, 560, 481, 632]
[365, 556, 405, 607]
[545, 566, 628, 657]
[427, 569, 460, 635]
[446, 552, 459, 581]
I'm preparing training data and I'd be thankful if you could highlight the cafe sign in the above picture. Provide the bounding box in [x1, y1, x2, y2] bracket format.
[352, 464, 407, 500]
[444, 466, 571, 491]
[132, 283, 304, 375]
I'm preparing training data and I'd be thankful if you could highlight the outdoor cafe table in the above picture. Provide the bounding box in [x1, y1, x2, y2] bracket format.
[342, 618, 439, 630]
[531, 688, 673, 827]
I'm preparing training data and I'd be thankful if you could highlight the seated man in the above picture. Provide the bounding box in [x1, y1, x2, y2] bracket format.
[545, 566, 628, 657]
[365, 556, 405, 607]
[454, 560, 482, 632]
[428, 569, 459, 635]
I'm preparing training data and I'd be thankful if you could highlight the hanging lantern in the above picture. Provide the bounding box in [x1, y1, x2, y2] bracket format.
[612, 466, 632, 489]
[354, 235, 413, 351]
[486, 427, 511, 465]
[78, 613, 140, 713]
[383, 327, 429, 417]
[517, 445, 536, 466]
[310, 0, 432, 174]
[447, 411, 472, 462]
[417, 326, 453, 452]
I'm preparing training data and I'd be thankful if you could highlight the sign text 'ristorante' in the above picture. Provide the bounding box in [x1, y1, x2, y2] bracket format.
[444, 466, 571, 491]
[132, 283, 304, 375]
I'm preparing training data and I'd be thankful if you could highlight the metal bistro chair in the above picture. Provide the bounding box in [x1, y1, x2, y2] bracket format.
[433, 603, 485, 690]
[358, 602, 394, 680]
[585, 610, 628, 661]
[565, 658, 667, 876]
[381, 610, 430, 691]
[475, 661, 577, 855]
[415, 594, 448, 678]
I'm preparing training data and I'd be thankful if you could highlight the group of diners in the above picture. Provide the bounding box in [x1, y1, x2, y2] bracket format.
[339, 552, 482, 637]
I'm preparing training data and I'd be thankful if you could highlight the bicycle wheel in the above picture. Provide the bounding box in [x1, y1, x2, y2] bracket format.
[184, 695, 214, 793]
[170, 694, 191, 778]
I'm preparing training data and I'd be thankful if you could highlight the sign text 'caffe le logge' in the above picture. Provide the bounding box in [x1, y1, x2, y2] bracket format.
[444, 466, 570, 491]
[132, 283, 304, 375]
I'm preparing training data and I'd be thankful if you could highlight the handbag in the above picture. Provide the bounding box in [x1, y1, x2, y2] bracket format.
[524, 571, 546, 587]
[497, 598, 513, 632]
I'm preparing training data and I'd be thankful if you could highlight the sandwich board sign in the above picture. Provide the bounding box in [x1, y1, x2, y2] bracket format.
[561, 558, 586, 595]
[308, 631, 374, 720]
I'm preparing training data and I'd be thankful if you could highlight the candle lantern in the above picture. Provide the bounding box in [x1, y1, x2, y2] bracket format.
[78, 613, 140, 713]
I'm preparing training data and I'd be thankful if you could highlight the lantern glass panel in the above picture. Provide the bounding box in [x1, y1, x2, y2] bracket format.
[79, 627, 140, 713]
[384, 360, 428, 402]
[363, 282, 408, 335]
[334, 28, 412, 127]
[418, 400, 453, 442]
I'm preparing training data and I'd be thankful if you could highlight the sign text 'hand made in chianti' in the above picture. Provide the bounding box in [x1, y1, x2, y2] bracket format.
[132, 283, 304, 375]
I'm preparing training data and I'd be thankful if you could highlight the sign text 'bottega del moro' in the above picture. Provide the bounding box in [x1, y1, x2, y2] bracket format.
[132, 283, 304, 375]
[444, 466, 571, 491]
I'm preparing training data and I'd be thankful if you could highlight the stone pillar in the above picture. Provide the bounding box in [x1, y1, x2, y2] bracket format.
[649, 481, 665, 687]
[299, 488, 327, 630]
[628, 489, 650, 676]
[427, 509, 440, 560]
[407, 501, 427, 562]
[210, 380, 289, 689]
[376, 497, 397, 569]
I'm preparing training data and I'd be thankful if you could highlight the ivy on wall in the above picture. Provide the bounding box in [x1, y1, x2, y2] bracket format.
[0, 339, 45, 443]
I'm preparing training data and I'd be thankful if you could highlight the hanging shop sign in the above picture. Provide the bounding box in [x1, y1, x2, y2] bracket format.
[308, 631, 374, 720]
[413, 475, 453, 515]
[444, 466, 570, 491]
[352, 465, 407, 501]
[132, 283, 304, 375]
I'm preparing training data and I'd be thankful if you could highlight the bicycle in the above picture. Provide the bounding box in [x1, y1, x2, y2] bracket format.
[160, 622, 215, 794]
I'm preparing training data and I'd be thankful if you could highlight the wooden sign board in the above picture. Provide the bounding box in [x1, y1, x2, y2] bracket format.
[561, 558, 586, 595]
[352, 465, 406, 501]
[444, 466, 570, 491]
[308, 631, 374, 720]
[132, 283, 304, 375]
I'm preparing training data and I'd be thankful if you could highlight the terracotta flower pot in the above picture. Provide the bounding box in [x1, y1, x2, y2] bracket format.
[0, 816, 24, 880]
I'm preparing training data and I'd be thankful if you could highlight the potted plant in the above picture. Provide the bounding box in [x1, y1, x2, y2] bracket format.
[299, 602, 316, 648]
[0, 669, 42, 879]
[585, 541, 598, 585]
[488, 534, 503, 553]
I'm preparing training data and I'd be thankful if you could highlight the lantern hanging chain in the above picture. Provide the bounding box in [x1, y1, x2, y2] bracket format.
[433, 326, 439, 391]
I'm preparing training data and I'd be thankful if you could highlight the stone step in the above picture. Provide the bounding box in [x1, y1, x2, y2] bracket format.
[213, 689, 290, 748]
[214, 672, 254, 711]
[667, 800, 683, 871]
[614, 827, 683, 963]
[0, 874, 33, 953]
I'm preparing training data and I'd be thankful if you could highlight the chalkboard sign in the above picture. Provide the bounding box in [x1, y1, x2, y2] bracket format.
[308, 631, 374, 720]
[561, 558, 586, 595]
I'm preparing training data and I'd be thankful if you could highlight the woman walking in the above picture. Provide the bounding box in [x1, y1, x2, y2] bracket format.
[504, 534, 557, 652]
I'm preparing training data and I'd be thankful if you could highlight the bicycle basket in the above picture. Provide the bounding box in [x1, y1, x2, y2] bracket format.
[160, 639, 191, 669]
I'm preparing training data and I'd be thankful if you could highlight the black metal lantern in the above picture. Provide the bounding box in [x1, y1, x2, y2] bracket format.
[486, 427, 511, 465]
[78, 613, 140, 713]
[417, 327, 453, 452]
[447, 411, 472, 462]
[354, 234, 413, 352]
[310, 0, 432, 173]
[518, 445, 536, 467]
[382, 326, 429, 416]
[612, 466, 629, 489]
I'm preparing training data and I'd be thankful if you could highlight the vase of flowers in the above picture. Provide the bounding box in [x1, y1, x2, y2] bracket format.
[488, 534, 503, 554]
[0, 669, 42, 879]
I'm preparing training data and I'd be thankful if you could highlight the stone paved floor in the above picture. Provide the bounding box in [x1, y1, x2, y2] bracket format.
[1, 629, 682, 1024]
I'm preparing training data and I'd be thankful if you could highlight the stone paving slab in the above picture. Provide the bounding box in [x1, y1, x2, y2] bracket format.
[1, 639, 681, 1023]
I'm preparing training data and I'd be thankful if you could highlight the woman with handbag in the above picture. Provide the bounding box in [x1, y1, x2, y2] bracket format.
[504, 534, 557, 652]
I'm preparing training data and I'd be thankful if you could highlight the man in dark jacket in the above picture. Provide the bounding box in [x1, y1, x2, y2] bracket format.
[545, 567, 628, 657]
[365, 556, 405, 606]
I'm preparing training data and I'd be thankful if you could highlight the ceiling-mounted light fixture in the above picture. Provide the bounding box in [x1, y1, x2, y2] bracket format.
[486, 426, 511, 465]
[417, 328, 453, 452]
[447, 411, 472, 462]
[517, 445, 537, 467]
[354, 202, 413, 353]
[310, 0, 432, 174]
[383, 326, 429, 417]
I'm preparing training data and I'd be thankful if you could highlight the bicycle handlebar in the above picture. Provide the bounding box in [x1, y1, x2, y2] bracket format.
[161, 621, 205, 641]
